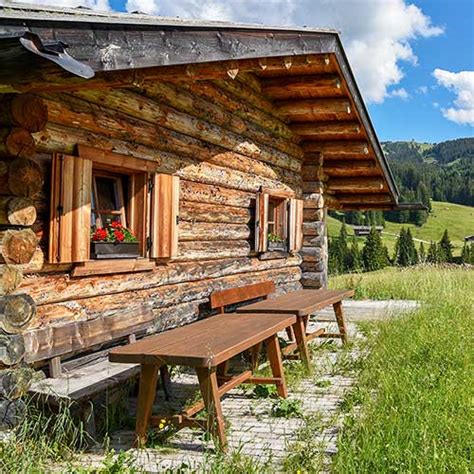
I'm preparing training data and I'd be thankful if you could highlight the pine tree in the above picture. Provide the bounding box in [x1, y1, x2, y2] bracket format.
[362, 226, 387, 272]
[460, 242, 470, 264]
[419, 241, 426, 263]
[406, 228, 418, 265]
[439, 229, 453, 263]
[346, 238, 362, 272]
[427, 241, 439, 264]
[395, 228, 410, 266]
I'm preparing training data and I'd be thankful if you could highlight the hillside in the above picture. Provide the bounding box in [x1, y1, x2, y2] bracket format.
[382, 138, 473, 207]
[327, 201, 474, 256]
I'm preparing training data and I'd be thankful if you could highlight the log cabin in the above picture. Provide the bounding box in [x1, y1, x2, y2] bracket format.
[0, 3, 403, 420]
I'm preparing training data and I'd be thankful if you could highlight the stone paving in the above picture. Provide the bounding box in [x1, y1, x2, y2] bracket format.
[82, 300, 417, 472]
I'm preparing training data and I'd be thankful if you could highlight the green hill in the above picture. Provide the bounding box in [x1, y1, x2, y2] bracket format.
[327, 201, 474, 256]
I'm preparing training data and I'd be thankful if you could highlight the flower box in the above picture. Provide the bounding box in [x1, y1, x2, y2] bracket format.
[268, 240, 287, 252]
[90, 242, 140, 259]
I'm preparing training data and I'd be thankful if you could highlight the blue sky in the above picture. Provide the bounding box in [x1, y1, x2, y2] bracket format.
[17, 0, 474, 143]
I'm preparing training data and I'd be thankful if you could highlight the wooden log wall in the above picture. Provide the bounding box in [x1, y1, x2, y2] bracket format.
[0, 73, 328, 406]
[0, 94, 46, 426]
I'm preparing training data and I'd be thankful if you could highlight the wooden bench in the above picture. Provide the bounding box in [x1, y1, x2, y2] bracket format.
[26, 306, 168, 434]
[109, 311, 296, 449]
[237, 287, 355, 364]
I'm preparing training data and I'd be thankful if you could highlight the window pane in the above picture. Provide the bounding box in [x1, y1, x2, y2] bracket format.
[96, 176, 118, 211]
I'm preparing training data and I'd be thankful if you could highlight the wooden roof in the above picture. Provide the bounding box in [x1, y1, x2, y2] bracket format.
[0, 3, 400, 209]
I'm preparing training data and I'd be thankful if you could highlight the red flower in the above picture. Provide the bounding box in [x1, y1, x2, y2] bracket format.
[111, 221, 123, 229]
[92, 228, 107, 241]
[114, 230, 125, 242]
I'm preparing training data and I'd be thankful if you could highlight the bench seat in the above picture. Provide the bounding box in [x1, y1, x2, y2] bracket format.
[29, 355, 139, 403]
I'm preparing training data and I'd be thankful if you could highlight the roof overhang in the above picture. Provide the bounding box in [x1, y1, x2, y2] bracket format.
[0, 3, 400, 208]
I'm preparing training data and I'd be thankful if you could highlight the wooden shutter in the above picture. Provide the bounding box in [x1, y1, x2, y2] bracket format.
[49, 153, 92, 263]
[128, 173, 148, 256]
[288, 198, 304, 252]
[255, 192, 269, 252]
[150, 174, 179, 258]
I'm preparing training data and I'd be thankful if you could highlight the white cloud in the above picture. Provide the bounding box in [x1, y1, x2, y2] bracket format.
[417, 85, 428, 94]
[8, 0, 110, 11]
[433, 68, 474, 126]
[124, 0, 442, 104]
[13, 0, 442, 104]
[388, 87, 410, 100]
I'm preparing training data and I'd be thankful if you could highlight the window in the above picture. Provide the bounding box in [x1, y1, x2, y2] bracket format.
[255, 188, 303, 254]
[49, 146, 179, 266]
[92, 171, 127, 228]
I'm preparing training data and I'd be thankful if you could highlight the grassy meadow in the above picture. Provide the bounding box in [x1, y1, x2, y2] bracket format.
[330, 265, 474, 472]
[327, 200, 474, 256]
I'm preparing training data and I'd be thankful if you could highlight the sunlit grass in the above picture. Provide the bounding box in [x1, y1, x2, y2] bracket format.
[332, 266, 473, 472]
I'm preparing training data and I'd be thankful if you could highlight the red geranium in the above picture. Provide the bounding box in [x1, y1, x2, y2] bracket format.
[92, 228, 108, 241]
[111, 221, 123, 229]
[114, 230, 125, 242]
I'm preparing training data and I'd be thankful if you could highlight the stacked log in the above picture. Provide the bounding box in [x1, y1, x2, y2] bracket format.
[300, 152, 328, 288]
[0, 92, 46, 428]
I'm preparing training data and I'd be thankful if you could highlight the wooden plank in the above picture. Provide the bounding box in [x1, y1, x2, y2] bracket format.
[210, 281, 275, 311]
[77, 144, 159, 173]
[71, 259, 155, 277]
[236, 289, 354, 317]
[109, 312, 296, 367]
[71, 155, 92, 262]
[255, 192, 269, 252]
[288, 198, 304, 252]
[24, 306, 154, 363]
[59, 155, 74, 263]
[151, 174, 180, 259]
[29, 357, 139, 401]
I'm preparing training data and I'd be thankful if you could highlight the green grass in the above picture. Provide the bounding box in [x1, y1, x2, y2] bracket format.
[330, 264, 474, 301]
[327, 201, 474, 256]
[331, 266, 474, 472]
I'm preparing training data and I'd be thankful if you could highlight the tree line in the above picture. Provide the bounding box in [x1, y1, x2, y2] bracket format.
[329, 224, 474, 275]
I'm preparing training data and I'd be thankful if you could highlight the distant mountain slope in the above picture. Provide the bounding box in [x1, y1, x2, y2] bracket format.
[382, 138, 473, 207]
[327, 201, 474, 256]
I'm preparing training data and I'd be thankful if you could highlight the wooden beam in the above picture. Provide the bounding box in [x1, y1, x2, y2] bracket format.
[337, 193, 393, 204]
[304, 140, 370, 158]
[290, 121, 362, 140]
[323, 159, 379, 177]
[261, 74, 343, 99]
[327, 177, 386, 193]
[338, 203, 395, 210]
[276, 98, 353, 122]
[7, 54, 335, 94]
[256, 54, 335, 77]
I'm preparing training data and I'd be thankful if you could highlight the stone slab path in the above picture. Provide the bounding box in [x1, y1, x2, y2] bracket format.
[81, 300, 418, 472]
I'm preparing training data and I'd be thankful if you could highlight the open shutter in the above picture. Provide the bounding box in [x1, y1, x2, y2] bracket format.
[255, 192, 269, 252]
[49, 153, 92, 263]
[150, 174, 179, 259]
[129, 173, 148, 256]
[288, 198, 304, 252]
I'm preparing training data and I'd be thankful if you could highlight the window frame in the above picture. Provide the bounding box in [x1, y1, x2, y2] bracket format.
[49, 145, 179, 276]
[255, 187, 303, 256]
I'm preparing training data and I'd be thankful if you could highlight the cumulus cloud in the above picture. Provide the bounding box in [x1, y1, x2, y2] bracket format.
[433, 68, 474, 126]
[388, 88, 410, 100]
[13, 0, 442, 103]
[9, 0, 110, 11]
[124, 0, 442, 104]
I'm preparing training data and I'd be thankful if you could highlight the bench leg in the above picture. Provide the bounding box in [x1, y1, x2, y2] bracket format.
[135, 363, 159, 447]
[195, 367, 227, 450]
[293, 318, 311, 367]
[333, 301, 348, 344]
[266, 333, 288, 398]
